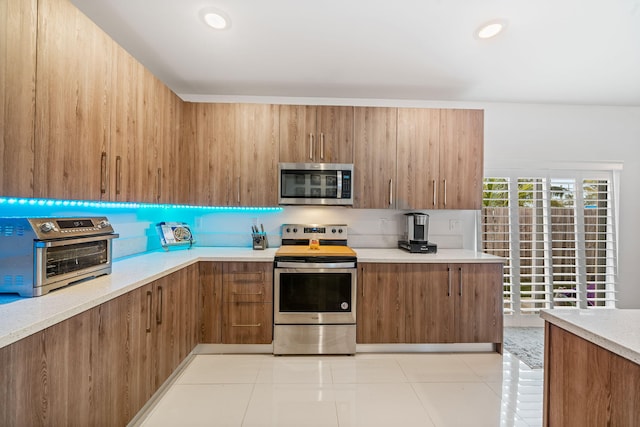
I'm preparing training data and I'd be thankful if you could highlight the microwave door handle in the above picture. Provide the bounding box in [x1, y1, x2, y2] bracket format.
[337, 171, 342, 199]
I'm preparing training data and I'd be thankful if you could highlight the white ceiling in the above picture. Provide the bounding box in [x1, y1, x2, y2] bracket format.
[70, 0, 640, 106]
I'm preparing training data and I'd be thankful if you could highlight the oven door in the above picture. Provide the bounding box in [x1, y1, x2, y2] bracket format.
[274, 266, 356, 324]
[34, 234, 118, 290]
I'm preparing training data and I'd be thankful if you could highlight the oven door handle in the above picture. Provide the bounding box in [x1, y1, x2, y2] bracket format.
[275, 262, 357, 269]
[35, 233, 119, 248]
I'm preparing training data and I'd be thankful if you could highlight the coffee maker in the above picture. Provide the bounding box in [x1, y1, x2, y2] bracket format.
[398, 212, 437, 253]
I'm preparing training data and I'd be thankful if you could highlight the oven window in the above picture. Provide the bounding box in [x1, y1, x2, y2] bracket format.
[279, 272, 352, 312]
[281, 170, 339, 199]
[45, 240, 108, 278]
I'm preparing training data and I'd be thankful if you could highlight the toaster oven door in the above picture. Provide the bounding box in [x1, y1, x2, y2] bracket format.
[34, 234, 118, 292]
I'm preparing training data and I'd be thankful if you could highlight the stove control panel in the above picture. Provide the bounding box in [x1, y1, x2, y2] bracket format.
[281, 224, 348, 241]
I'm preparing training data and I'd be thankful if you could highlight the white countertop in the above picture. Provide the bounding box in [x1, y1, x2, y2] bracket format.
[0, 247, 503, 349]
[354, 248, 504, 263]
[541, 309, 640, 365]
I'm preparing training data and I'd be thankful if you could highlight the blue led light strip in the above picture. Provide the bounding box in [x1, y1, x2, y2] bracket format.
[0, 197, 283, 212]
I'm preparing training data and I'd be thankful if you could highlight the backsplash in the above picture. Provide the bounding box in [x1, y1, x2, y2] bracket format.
[0, 201, 479, 259]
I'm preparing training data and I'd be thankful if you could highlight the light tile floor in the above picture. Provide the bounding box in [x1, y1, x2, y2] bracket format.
[136, 352, 543, 427]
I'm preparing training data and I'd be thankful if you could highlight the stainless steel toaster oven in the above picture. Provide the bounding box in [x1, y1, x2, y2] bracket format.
[0, 217, 119, 297]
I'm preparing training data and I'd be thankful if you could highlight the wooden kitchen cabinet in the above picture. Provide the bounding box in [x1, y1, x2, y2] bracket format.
[184, 103, 278, 206]
[357, 262, 502, 347]
[279, 105, 354, 164]
[357, 263, 406, 343]
[235, 103, 279, 206]
[353, 107, 398, 209]
[405, 263, 455, 343]
[438, 109, 484, 210]
[200, 262, 223, 343]
[33, 0, 113, 201]
[221, 262, 273, 344]
[396, 108, 483, 210]
[0, 0, 36, 198]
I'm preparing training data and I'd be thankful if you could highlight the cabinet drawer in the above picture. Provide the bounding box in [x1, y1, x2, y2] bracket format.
[222, 302, 273, 344]
[223, 262, 273, 303]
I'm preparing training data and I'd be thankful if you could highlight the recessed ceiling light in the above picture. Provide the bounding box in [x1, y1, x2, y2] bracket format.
[200, 8, 231, 30]
[475, 19, 507, 39]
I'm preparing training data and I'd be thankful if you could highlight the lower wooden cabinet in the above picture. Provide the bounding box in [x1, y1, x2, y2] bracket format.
[221, 262, 273, 344]
[199, 261, 274, 344]
[0, 263, 201, 426]
[358, 262, 503, 346]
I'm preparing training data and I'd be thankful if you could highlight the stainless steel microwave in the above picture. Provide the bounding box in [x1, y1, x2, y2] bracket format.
[278, 163, 354, 205]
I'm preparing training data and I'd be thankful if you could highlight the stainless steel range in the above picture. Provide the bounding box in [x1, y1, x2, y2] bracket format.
[0, 217, 118, 297]
[273, 224, 357, 355]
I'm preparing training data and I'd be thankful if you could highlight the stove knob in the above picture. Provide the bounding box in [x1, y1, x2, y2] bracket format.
[293, 228, 298, 233]
[332, 228, 337, 233]
[286, 228, 291, 233]
[338, 228, 343, 234]
[40, 222, 55, 233]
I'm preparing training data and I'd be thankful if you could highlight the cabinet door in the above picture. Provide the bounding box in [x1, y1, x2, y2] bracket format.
[235, 103, 279, 206]
[179, 264, 200, 360]
[439, 109, 484, 209]
[316, 106, 354, 163]
[153, 273, 182, 386]
[357, 263, 405, 343]
[128, 283, 155, 414]
[455, 263, 503, 343]
[90, 294, 130, 426]
[185, 102, 236, 206]
[279, 105, 317, 163]
[200, 262, 223, 343]
[353, 107, 397, 209]
[109, 44, 144, 202]
[0, 0, 36, 198]
[34, 0, 112, 200]
[396, 108, 440, 209]
[405, 264, 456, 343]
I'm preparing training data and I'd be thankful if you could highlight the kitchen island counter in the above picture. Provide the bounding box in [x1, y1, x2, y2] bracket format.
[541, 309, 640, 426]
[541, 308, 640, 365]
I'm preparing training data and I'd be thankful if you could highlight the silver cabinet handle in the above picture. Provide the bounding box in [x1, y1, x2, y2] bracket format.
[320, 133, 325, 160]
[156, 168, 162, 203]
[389, 179, 393, 206]
[237, 176, 241, 204]
[309, 133, 314, 160]
[156, 286, 163, 325]
[100, 152, 107, 194]
[447, 267, 451, 297]
[146, 290, 152, 333]
[232, 323, 262, 328]
[443, 179, 447, 207]
[115, 155, 122, 195]
[361, 266, 365, 297]
[432, 179, 437, 207]
[458, 267, 463, 296]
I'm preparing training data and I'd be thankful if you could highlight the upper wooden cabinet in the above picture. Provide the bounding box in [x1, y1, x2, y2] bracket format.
[353, 107, 397, 209]
[184, 103, 278, 207]
[0, 0, 36, 198]
[33, 0, 113, 201]
[279, 105, 353, 164]
[235, 103, 279, 206]
[396, 108, 484, 210]
[439, 109, 484, 210]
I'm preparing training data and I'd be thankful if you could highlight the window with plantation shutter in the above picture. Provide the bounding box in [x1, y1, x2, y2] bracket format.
[482, 169, 618, 324]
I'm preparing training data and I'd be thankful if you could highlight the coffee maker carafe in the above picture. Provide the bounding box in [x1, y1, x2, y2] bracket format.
[398, 212, 437, 253]
[405, 212, 429, 242]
